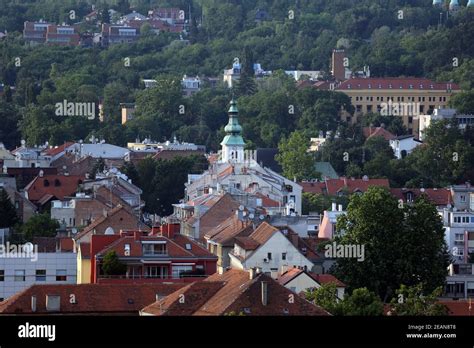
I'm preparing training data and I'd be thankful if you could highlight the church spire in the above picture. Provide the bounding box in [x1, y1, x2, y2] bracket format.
[220, 99, 245, 163]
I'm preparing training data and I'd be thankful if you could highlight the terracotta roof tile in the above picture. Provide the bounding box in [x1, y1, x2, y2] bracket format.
[234, 236, 260, 250]
[248, 222, 279, 245]
[141, 269, 329, 316]
[25, 174, 84, 202]
[390, 188, 452, 206]
[336, 78, 460, 91]
[0, 283, 185, 314]
[363, 127, 397, 141]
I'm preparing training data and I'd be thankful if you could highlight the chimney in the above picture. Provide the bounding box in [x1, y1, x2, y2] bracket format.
[343, 177, 347, 186]
[331, 202, 337, 211]
[261, 281, 268, 306]
[249, 267, 256, 279]
[31, 295, 37, 312]
[338, 204, 343, 212]
[134, 231, 141, 241]
[280, 264, 289, 274]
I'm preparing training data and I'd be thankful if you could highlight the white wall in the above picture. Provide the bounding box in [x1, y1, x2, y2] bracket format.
[236, 232, 313, 273]
[0, 252, 77, 300]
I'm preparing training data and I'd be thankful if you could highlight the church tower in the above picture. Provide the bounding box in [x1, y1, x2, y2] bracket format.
[220, 99, 245, 163]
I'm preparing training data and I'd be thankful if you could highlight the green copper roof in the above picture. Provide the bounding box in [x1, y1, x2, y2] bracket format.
[222, 99, 245, 146]
[228, 99, 239, 113]
[221, 134, 246, 146]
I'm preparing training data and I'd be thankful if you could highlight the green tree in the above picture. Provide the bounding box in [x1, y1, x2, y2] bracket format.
[389, 284, 448, 316]
[0, 188, 19, 228]
[334, 187, 448, 301]
[341, 288, 384, 316]
[102, 250, 127, 276]
[449, 90, 474, 114]
[276, 131, 318, 181]
[305, 283, 343, 315]
[21, 213, 59, 241]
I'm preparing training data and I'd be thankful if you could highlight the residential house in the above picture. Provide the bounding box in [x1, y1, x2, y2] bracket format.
[45, 24, 80, 46]
[362, 127, 397, 141]
[73, 205, 147, 244]
[100, 24, 140, 46]
[0, 174, 37, 223]
[5, 144, 52, 168]
[300, 177, 390, 197]
[277, 267, 346, 299]
[65, 141, 129, 168]
[390, 187, 452, 208]
[182, 75, 201, 96]
[24, 173, 84, 209]
[229, 222, 314, 275]
[204, 215, 255, 272]
[389, 135, 422, 159]
[318, 203, 346, 239]
[140, 269, 329, 316]
[120, 103, 136, 124]
[92, 230, 217, 284]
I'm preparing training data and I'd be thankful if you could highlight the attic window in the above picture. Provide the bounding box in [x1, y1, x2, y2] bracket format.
[46, 295, 61, 311]
[54, 179, 61, 187]
[283, 308, 290, 315]
[243, 308, 251, 314]
[185, 243, 192, 250]
[43, 179, 50, 187]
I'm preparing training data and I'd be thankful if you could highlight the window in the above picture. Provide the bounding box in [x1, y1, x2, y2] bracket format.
[143, 243, 167, 255]
[124, 244, 131, 255]
[14, 270, 25, 281]
[56, 269, 67, 281]
[267, 252, 272, 260]
[454, 216, 462, 223]
[185, 243, 192, 250]
[282, 252, 287, 260]
[172, 265, 193, 278]
[0, 270, 4, 281]
[460, 195, 466, 203]
[36, 269, 46, 281]
[462, 216, 469, 223]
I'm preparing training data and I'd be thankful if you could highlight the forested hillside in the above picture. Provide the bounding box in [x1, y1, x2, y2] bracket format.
[0, 0, 473, 163]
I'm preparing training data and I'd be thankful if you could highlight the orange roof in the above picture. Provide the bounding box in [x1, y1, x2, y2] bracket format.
[278, 268, 345, 287]
[248, 222, 279, 245]
[0, 283, 185, 314]
[439, 300, 474, 316]
[363, 127, 396, 141]
[43, 142, 74, 156]
[390, 188, 452, 206]
[141, 269, 330, 316]
[25, 174, 84, 202]
[325, 178, 390, 196]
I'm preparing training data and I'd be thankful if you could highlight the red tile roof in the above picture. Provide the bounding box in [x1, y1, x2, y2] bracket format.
[248, 222, 279, 245]
[141, 269, 329, 316]
[255, 192, 280, 208]
[390, 188, 452, 206]
[299, 181, 325, 194]
[325, 177, 390, 196]
[96, 233, 217, 260]
[363, 127, 396, 141]
[204, 215, 254, 246]
[234, 236, 260, 250]
[336, 78, 460, 91]
[439, 300, 474, 316]
[43, 142, 74, 156]
[278, 268, 346, 288]
[25, 174, 84, 202]
[0, 283, 186, 314]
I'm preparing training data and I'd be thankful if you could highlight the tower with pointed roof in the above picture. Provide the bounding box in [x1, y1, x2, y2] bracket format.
[220, 99, 245, 163]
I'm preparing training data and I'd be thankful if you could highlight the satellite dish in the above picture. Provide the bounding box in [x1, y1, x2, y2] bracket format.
[249, 213, 255, 219]
[259, 214, 265, 220]
[239, 205, 244, 211]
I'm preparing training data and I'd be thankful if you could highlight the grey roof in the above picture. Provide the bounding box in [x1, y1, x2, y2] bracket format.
[315, 162, 339, 179]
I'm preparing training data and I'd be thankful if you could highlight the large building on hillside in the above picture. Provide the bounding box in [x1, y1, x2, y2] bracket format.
[335, 77, 460, 135]
[184, 100, 302, 217]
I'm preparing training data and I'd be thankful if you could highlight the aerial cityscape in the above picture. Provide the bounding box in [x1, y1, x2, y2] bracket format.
[0, 0, 473, 345]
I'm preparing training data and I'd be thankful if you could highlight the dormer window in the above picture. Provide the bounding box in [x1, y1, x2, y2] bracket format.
[54, 179, 61, 187]
[389, 84, 392, 89]
[143, 242, 167, 255]
[406, 192, 414, 203]
[43, 179, 50, 187]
